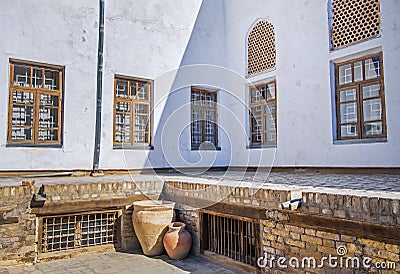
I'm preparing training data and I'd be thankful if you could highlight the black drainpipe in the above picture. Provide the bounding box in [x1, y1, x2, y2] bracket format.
[92, 0, 105, 175]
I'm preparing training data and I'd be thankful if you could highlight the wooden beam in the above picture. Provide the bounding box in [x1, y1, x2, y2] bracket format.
[31, 195, 150, 215]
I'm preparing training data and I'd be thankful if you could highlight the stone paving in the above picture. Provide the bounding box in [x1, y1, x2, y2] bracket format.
[1, 170, 400, 198]
[4, 252, 245, 274]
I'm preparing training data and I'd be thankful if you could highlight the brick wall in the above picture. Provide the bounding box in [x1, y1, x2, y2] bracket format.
[261, 220, 400, 273]
[0, 181, 161, 266]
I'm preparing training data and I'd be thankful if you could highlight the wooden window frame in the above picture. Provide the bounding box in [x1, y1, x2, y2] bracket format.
[191, 87, 219, 150]
[335, 52, 386, 140]
[7, 60, 63, 146]
[113, 75, 152, 147]
[249, 80, 277, 146]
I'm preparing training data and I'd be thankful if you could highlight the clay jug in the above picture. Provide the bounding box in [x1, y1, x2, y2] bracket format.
[163, 222, 192, 260]
[132, 200, 175, 256]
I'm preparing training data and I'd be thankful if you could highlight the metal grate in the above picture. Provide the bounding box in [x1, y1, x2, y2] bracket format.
[41, 211, 119, 253]
[202, 212, 260, 267]
[247, 20, 276, 76]
[331, 0, 381, 49]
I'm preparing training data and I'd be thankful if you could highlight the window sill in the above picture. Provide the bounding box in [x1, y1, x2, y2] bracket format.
[6, 143, 62, 148]
[191, 146, 221, 151]
[246, 144, 277, 149]
[113, 145, 154, 150]
[333, 138, 387, 145]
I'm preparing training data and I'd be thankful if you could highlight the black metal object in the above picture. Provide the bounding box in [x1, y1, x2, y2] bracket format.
[92, 0, 105, 174]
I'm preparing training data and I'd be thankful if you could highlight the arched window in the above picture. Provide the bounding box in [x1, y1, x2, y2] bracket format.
[330, 0, 381, 50]
[247, 20, 276, 76]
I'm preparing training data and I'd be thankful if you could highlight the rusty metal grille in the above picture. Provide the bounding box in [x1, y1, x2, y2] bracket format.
[331, 0, 380, 49]
[247, 20, 276, 76]
[202, 213, 260, 267]
[41, 211, 119, 253]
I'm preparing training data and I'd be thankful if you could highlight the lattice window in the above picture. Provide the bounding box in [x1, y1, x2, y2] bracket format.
[249, 80, 277, 146]
[331, 0, 381, 50]
[113, 76, 151, 146]
[335, 52, 386, 140]
[201, 212, 260, 267]
[191, 87, 218, 149]
[8, 61, 63, 145]
[247, 21, 276, 76]
[40, 211, 119, 253]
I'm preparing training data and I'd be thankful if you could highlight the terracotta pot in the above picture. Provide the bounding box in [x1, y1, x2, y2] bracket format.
[132, 200, 175, 256]
[163, 222, 192, 260]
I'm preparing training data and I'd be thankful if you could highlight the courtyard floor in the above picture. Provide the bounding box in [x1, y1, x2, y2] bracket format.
[4, 251, 245, 274]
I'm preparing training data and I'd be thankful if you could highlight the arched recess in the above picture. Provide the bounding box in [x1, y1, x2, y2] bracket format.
[247, 20, 276, 76]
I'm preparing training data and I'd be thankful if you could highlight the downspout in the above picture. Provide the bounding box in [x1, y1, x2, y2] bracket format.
[91, 0, 105, 176]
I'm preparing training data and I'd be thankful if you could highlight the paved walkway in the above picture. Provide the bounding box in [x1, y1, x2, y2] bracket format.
[5, 252, 245, 274]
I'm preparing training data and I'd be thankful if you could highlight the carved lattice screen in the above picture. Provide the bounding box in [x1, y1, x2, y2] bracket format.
[331, 0, 381, 49]
[247, 21, 276, 76]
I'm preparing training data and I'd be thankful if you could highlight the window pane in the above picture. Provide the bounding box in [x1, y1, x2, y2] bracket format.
[39, 108, 59, 128]
[340, 102, 357, 123]
[205, 121, 215, 135]
[135, 115, 148, 132]
[12, 106, 33, 127]
[134, 133, 147, 143]
[339, 88, 356, 102]
[251, 88, 261, 103]
[251, 117, 262, 133]
[192, 109, 202, 120]
[137, 82, 148, 100]
[130, 82, 137, 98]
[362, 84, 380, 99]
[205, 110, 216, 121]
[364, 122, 382, 136]
[116, 80, 128, 98]
[115, 131, 130, 143]
[191, 91, 200, 104]
[205, 135, 215, 144]
[135, 104, 149, 114]
[13, 65, 31, 87]
[38, 129, 58, 141]
[341, 125, 358, 137]
[40, 94, 58, 106]
[192, 135, 202, 145]
[265, 103, 275, 114]
[265, 113, 276, 131]
[251, 133, 262, 143]
[353, 61, 363, 82]
[115, 113, 130, 131]
[265, 131, 276, 143]
[191, 121, 202, 135]
[266, 83, 275, 100]
[365, 56, 380, 79]
[33, 68, 43, 88]
[11, 128, 33, 140]
[44, 70, 59, 90]
[13, 90, 34, 104]
[251, 106, 262, 116]
[338, 64, 352, 85]
[363, 99, 382, 122]
[206, 93, 215, 107]
[116, 102, 130, 112]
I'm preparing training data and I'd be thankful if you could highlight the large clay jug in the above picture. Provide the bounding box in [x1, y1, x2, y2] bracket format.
[132, 200, 175, 256]
[163, 222, 192, 260]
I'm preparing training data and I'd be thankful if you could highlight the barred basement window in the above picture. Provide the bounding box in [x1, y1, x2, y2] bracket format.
[40, 211, 119, 253]
[191, 87, 218, 149]
[330, 0, 381, 50]
[8, 60, 63, 145]
[247, 20, 276, 76]
[113, 76, 151, 147]
[249, 80, 277, 146]
[335, 53, 386, 140]
[201, 212, 260, 267]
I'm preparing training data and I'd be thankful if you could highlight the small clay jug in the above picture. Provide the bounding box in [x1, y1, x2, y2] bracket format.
[163, 222, 192, 260]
